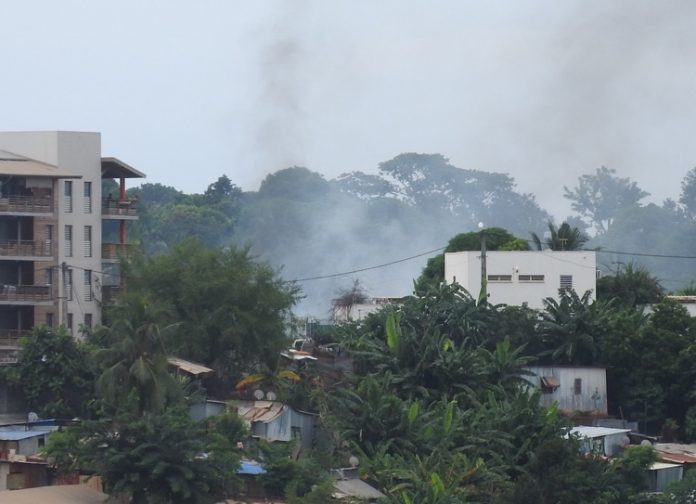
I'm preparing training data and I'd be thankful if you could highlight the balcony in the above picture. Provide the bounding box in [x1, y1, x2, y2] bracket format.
[0, 285, 52, 304]
[102, 285, 121, 305]
[102, 243, 132, 261]
[0, 329, 28, 348]
[0, 240, 52, 259]
[102, 198, 138, 220]
[0, 195, 53, 215]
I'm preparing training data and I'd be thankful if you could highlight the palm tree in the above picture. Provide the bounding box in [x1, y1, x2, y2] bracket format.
[531, 221, 589, 251]
[539, 289, 614, 365]
[94, 297, 181, 415]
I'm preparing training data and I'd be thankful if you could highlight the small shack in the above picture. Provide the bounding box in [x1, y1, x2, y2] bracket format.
[525, 366, 608, 415]
[647, 462, 683, 492]
[235, 401, 318, 451]
[568, 426, 631, 457]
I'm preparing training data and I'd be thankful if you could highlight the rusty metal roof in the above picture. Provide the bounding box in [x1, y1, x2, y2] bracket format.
[236, 401, 286, 424]
[167, 357, 213, 376]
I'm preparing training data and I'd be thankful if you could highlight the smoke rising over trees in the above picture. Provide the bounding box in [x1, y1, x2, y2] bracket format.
[128, 153, 696, 313]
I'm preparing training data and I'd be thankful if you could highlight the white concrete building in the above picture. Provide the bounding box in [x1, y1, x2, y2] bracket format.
[0, 131, 143, 344]
[444, 250, 597, 308]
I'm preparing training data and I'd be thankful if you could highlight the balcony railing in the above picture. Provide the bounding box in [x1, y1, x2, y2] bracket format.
[0, 195, 53, 214]
[0, 329, 28, 347]
[0, 240, 52, 257]
[102, 243, 132, 260]
[0, 285, 52, 302]
[102, 198, 138, 217]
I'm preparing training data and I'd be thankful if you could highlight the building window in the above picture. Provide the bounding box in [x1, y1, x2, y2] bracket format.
[67, 313, 73, 335]
[45, 225, 53, 255]
[574, 378, 582, 395]
[488, 274, 512, 282]
[44, 268, 52, 286]
[64, 268, 73, 301]
[84, 313, 92, 328]
[519, 274, 545, 282]
[64, 225, 73, 257]
[84, 270, 92, 301]
[38, 437, 45, 448]
[83, 182, 92, 213]
[46, 313, 54, 327]
[84, 226, 92, 257]
[64, 181, 73, 213]
[560, 275, 573, 290]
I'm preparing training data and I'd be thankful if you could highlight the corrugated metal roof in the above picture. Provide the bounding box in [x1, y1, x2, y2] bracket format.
[237, 460, 267, 475]
[333, 479, 386, 500]
[0, 430, 48, 441]
[167, 357, 213, 375]
[569, 426, 631, 439]
[658, 452, 696, 464]
[0, 485, 107, 504]
[237, 401, 286, 424]
[650, 462, 683, 470]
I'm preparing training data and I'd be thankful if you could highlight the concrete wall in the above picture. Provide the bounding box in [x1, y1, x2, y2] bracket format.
[525, 366, 607, 414]
[445, 251, 596, 309]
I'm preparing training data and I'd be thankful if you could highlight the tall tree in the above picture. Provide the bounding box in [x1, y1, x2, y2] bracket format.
[564, 167, 648, 234]
[596, 262, 663, 308]
[680, 167, 696, 218]
[121, 239, 299, 390]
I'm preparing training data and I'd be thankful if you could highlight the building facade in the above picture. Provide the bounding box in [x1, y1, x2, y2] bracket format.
[524, 365, 608, 415]
[444, 250, 597, 308]
[0, 131, 143, 345]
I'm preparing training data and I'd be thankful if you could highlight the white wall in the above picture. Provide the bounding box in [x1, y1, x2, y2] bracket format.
[445, 251, 597, 309]
[525, 366, 607, 414]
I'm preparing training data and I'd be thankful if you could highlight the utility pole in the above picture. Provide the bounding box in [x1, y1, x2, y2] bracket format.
[478, 222, 488, 299]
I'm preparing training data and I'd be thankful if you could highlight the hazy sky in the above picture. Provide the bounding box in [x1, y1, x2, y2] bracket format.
[2, 1, 696, 217]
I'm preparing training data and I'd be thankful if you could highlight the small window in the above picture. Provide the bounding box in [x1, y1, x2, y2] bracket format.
[84, 270, 92, 302]
[83, 182, 92, 213]
[64, 225, 73, 257]
[44, 268, 52, 286]
[64, 181, 73, 213]
[64, 269, 73, 301]
[84, 313, 92, 328]
[84, 226, 92, 257]
[541, 376, 560, 393]
[67, 313, 73, 334]
[519, 274, 545, 282]
[488, 274, 512, 282]
[560, 275, 573, 290]
[46, 313, 54, 328]
[38, 437, 45, 448]
[574, 378, 582, 395]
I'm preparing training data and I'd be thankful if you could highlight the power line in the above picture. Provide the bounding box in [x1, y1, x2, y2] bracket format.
[290, 246, 447, 282]
[594, 248, 696, 260]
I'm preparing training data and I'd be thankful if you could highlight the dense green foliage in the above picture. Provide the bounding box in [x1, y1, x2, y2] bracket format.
[325, 283, 660, 503]
[5, 326, 94, 418]
[118, 239, 299, 390]
[46, 405, 243, 503]
[531, 220, 589, 251]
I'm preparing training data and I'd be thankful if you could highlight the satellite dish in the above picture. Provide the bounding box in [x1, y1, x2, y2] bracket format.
[27, 412, 39, 423]
[266, 391, 277, 401]
[349, 455, 359, 467]
[253, 389, 265, 400]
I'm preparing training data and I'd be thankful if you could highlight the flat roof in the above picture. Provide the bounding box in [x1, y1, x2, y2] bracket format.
[0, 150, 82, 179]
[569, 426, 631, 439]
[0, 430, 48, 441]
[167, 357, 213, 376]
[101, 157, 145, 179]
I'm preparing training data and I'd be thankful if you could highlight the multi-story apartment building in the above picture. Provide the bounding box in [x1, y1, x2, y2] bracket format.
[0, 131, 143, 347]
